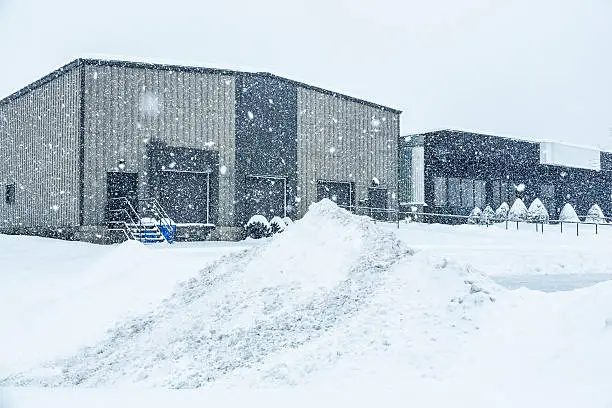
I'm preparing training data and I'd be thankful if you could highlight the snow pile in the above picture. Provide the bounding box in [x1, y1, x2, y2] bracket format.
[527, 198, 549, 223]
[507, 198, 527, 221]
[560, 203, 580, 222]
[212, 256, 499, 388]
[2, 200, 420, 388]
[585, 204, 606, 224]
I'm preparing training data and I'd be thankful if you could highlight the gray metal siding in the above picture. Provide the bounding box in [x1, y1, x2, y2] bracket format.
[0, 68, 81, 228]
[296, 88, 399, 216]
[82, 64, 236, 226]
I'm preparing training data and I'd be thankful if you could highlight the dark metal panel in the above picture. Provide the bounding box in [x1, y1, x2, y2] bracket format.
[601, 151, 612, 172]
[419, 130, 612, 220]
[234, 73, 298, 224]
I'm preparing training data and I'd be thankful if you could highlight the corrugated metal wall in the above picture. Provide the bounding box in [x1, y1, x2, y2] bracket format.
[296, 88, 399, 216]
[82, 64, 236, 226]
[0, 68, 81, 228]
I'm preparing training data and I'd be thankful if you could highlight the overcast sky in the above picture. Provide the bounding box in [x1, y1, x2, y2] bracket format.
[0, 0, 610, 147]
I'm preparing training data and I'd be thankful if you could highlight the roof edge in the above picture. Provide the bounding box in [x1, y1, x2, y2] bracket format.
[1, 58, 402, 115]
[252, 72, 402, 114]
[0, 59, 83, 108]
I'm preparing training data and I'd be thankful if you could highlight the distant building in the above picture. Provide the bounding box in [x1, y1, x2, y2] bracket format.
[399, 130, 612, 222]
[0, 58, 400, 242]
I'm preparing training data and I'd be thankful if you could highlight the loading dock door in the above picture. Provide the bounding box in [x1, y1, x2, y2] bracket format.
[316, 180, 355, 211]
[246, 175, 287, 218]
[159, 170, 211, 224]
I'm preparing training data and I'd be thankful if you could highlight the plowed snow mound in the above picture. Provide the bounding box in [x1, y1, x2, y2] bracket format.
[3, 200, 420, 388]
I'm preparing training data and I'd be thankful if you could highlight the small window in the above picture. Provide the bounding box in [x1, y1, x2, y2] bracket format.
[5, 183, 15, 204]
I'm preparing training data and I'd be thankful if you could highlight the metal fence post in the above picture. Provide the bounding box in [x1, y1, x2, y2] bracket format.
[541, 222, 544, 234]
[561, 222, 563, 234]
[596, 223, 598, 235]
[576, 222, 579, 236]
[506, 220, 508, 230]
[536, 222, 538, 233]
[516, 221, 519, 230]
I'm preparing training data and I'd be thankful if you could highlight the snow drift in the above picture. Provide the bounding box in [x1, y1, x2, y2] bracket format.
[1, 199, 498, 389]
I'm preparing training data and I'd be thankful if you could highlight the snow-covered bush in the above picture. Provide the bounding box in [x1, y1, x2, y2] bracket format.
[585, 204, 606, 224]
[282, 216, 294, 227]
[507, 198, 527, 221]
[481, 205, 496, 225]
[495, 202, 509, 221]
[467, 207, 482, 224]
[527, 198, 549, 223]
[559, 203, 580, 223]
[269, 216, 286, 234]
[245, 215, 271, 239]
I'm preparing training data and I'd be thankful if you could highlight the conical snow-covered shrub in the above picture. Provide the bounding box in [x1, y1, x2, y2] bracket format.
[467, 207, 482, 224]
[585, 204, 606, 224]
[508, 198, 528, 221]
[495, 202, 509, 221]
[527, 198, 549, 223]
[282, 216, 294, 226]
[481, 205, 496, 225]
[559, 203, 580, 223]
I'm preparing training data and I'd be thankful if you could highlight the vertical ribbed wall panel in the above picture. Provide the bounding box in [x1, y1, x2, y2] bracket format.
[82, 64, 236, 226]
[296, 88, 399, 217]
[0, 68, 81, 228]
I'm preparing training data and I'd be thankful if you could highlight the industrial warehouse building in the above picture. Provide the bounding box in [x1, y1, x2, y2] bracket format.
[0, 58, 400, 242]
[399, 129, 612, 222]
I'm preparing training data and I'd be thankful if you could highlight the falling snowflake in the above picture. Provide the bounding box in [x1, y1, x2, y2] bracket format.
[516, 183, 525, 192]
[220, 165, 228, 175]
[371, 118, 381, 127]
[247, 111, 254, 120]
[92, 72, 98, 80]
[329, 147, 336, 154]
[50, 204, 59, 212]
[139, 92, 161, 116]
[168, 162, 177, 169]
[268, 99, 274, 104]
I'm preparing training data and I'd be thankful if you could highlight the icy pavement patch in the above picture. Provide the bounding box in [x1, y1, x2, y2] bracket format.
[1, 200, 415, 388]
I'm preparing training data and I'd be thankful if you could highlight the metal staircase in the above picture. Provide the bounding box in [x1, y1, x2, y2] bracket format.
[107, 197, 176, 244]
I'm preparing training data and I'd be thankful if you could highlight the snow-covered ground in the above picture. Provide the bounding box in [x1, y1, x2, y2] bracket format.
[1, 202, 612, 407]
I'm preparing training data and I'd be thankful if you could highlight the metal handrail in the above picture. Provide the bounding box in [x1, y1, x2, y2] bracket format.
[109, 197, 141, 223]
[108, 208, 138, 226]
[107, 220, 136, 240]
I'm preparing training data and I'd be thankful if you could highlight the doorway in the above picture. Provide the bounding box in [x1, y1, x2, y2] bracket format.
[106, 172, 138, 222]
